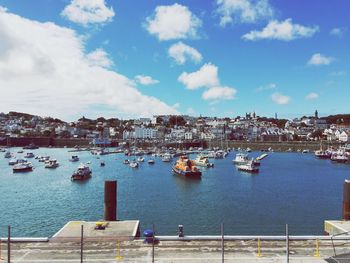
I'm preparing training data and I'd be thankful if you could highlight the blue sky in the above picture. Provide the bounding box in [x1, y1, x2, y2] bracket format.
[0, 0, 349, 121]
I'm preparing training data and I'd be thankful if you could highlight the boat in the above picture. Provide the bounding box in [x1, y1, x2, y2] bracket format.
[69, 155, 79, 162]
[232, 153, 250, 165]
[161, 153, 172, 162]
[45, 159, 59, 168]
[129, 160, 139, 168]
[256, 153, 268, 161]
[315, 150, 331, 159]
[4, 151, 12, 158]
[71, 164, 92, 181]
[302, 149, 310, 154]
[236, 161, 259, 173]
[137, 157, 144, 162]
[100, 161, 105, 166]
[246, 147, 252, 152]
[13, 162, 33, 173]
[24, 152, 35, 158]
[148, 159, 155, 164]
[194, 155, 214, 167]
[8, 158, 18, 165]
[23, 143, 39, 150]
[17, 150, 24, 153]
[0, 148, 6, 152]
[123, 159, 130, 164]
[215, 150, 227, 159]
[172, 156, 202, 178]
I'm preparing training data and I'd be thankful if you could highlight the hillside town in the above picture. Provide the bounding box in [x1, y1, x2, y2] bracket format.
[0, 111, 350, 144]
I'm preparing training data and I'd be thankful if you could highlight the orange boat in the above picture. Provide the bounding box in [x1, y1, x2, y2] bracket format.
[172, 156, 202, 178]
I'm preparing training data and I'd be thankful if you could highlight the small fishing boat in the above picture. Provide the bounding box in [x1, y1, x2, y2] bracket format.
[45, 159, 59, 169]
[123, 159, 130, 164]
[24, 152, 35, 158]
[129, 160, 139, 168]
[69, 155, 79, 162]
[236, 161, 259, 173]
[4, 151, 12, 158]
[148, 159, 155, 164]
[194, 155, 214, 167]
[137, 157, 144, 162]
[71, 164, 92, 181]
[161, 153, 172, 162]
[100, 161, 105, 166]
[232, 153, 249, 165]
[13, 162, 33, 173]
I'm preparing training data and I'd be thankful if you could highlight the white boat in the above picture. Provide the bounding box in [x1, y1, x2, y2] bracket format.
[137, 157, 144, 162]
[13, 162, 33, 173]
[148, 159, 155, 164]
[45, 159, 59, 168]
[8, 158, 18, 165]
[315, 150, 331, 159]
[232, 153, 249, 165]
[129, 161, 139, 168]
[71, 164, 92, 181]
[69, 155, 79, 162]
[123, 159, 130, 164]
[302, 149, 310, 154]
[24, 152, 35, 158]
[236, 161, 259, 173]
[246, 147, 252, 152]
[195, 156, 214, 167]
[161, 153, 172, 162]
[0, 148, 6, 152]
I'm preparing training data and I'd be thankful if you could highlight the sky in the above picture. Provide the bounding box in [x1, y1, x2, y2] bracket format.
[0, 0, 349, 121]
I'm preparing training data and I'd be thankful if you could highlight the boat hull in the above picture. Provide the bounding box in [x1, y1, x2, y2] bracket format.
[13, 167, 33, 173]
[172, 167, 201, 178]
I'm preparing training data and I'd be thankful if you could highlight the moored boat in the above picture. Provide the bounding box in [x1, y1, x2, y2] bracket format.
[123, 159, 130, 164]
[69, 155, 79, 162]
[71, 164, 92, 181]
[148, 159, 155, 164]
[45, 159, 59, 168]
[194, 155, 214, 167]
[137, 157, 144, 162]
[172, 156, 202, 178]
[129, 160, 139, 168]
[13, 162, 33, 173]
[4, 151, 12, 158]
[161, 153, 172, 162]
[236, 161, 259, 173]
[315, 150, 331, 159]
[24, 152, 35, 158]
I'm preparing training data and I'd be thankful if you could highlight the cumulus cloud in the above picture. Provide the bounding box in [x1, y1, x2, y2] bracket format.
[134, 75, 159, 85]
[308, 53, 334, 66]
[216, 0, 274, 27]
[271, 92, 290, 105]
[0, 8, 178, 120]
[86, 48, 113, 68]
[168, 42, 202, 65]
[242, 19, 319, 41]
[144, 3, 202, 41]
[61, 0, 115, 26]
[202, 86, 237, 100]
[330, 27, 347, 38]
[178, 63, 236, 102]
[178, 63, 219, 90]
[305, 92, 319, 100]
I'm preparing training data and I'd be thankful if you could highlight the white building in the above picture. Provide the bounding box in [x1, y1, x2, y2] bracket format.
[135, 127, 157, 139]
[184, 132, 193, 140]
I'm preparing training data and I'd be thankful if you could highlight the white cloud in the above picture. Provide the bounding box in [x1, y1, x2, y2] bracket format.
[242, 19, 319, 41]
[134, 75, 159, 85]
[0, 8, 178, 120]
[330, 27, 347, 38]
[187, 107, 195, 115]
[202, 86, 237, 101]
[144, 3, 202, 41]
[271, 92, 290, 105]
[216, 0, 274, 27]
[256, 83, 277, 92]
[168, 41, 202, 65]
[308, 53, 334, 66]
[86, 48, 113, 68]
[305, 92, 319, 100]
[178, 63, 219, 90]
[61, 0, 115, 26]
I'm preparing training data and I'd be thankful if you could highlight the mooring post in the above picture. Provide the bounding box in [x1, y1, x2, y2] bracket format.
[7, 225, 10, 263]
[80, 224, 84, 263]
[152, 224, 155, 263]
[221, 223, 224, 263]
[286, 224, 289, 263]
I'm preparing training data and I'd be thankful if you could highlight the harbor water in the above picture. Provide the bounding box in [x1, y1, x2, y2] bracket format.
[0, 148, 349, 237]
